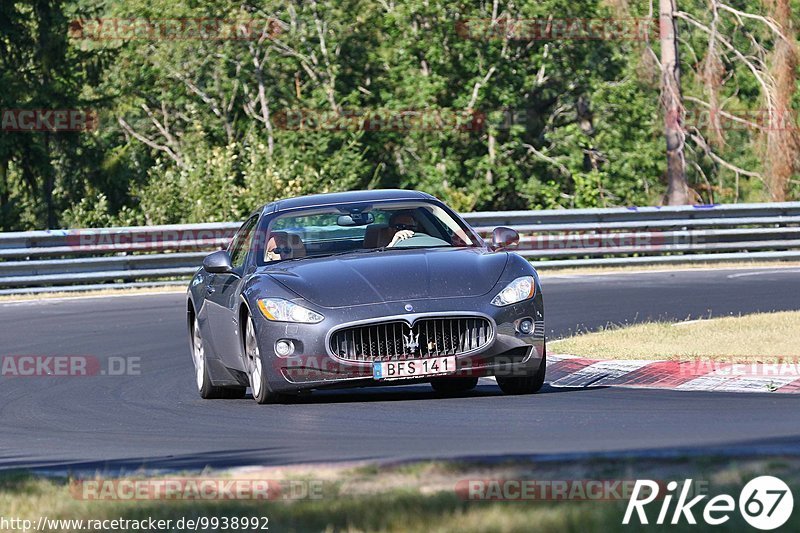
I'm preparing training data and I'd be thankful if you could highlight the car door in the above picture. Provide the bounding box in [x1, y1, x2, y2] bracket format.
[205, 215, 258, 370]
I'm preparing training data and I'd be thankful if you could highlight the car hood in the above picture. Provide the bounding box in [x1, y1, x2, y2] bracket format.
[262, 248, 508, 308]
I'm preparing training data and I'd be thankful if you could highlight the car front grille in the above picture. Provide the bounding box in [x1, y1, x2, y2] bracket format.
[330, 316, 494, 362]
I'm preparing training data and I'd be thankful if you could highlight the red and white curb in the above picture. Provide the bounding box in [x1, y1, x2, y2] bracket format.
[538, 355, 800, 394]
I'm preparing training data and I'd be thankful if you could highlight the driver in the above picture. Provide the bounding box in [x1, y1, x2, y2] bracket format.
[387, 210, 421, 247]
[265, 233, 287, 262]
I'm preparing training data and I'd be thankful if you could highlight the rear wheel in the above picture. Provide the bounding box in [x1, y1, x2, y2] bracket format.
[191, 317, 245, 399]
[496, 348, 546, 395]
[430, 376, 479, 395]
[244, 313, 281, 404]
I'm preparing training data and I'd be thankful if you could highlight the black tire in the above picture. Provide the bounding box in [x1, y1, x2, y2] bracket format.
[243, 312, 282, 404]
[496, 348, 546, 395]
[214, 386, 247, 399]
[191, 316, 246, 399]
[430, 376, 479, 395]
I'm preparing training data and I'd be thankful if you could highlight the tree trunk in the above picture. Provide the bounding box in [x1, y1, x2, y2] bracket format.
[34, 0, 59, 228]
[660, 0, 691, 205]
[485, 131, 495, 184]
[0, 158, 8, 230]
[765, 0, 798, 202]
[43, 133, 56, 228]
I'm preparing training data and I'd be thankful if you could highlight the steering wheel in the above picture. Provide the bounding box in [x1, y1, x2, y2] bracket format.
[391, 234, 450, 248]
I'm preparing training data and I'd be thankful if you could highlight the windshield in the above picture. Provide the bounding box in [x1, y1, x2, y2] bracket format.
[258, 201, 480, 264]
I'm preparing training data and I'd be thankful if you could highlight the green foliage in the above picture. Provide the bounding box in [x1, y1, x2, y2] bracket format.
[0, 0, 795, 230]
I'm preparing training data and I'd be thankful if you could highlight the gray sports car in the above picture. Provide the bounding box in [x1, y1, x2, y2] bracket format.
[187, 189, 545, 403]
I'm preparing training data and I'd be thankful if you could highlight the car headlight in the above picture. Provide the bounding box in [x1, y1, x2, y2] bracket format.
[257, 298, 324, 323]
[491, 276, 535, 306]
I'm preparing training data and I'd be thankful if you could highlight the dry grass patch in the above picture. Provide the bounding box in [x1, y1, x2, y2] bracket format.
[537, 261, 800, 277]
[552, 311, 800, 359]
[2, 457, 800, 532]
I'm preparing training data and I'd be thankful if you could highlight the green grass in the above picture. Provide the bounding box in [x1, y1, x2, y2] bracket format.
[2, 457, 800, 532]
[537, 261, 800, 276]
[551, 311, 800, 359]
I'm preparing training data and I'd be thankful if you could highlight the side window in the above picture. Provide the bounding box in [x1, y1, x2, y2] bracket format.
[228, 216, 258, 269]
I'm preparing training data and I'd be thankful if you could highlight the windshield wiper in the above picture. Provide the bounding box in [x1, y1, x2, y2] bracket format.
[267, 247, 385, 265]
[389, 245, 452, 250]
[324, 247, 388, 257]
[323, 245, 452, 256]
[267, 245, 458, 266]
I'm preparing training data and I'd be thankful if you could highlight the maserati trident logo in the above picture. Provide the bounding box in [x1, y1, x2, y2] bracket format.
[402, 328, 420, 354]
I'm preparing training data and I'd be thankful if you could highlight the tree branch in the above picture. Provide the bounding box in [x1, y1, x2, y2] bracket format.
[118, 117, 184, 168]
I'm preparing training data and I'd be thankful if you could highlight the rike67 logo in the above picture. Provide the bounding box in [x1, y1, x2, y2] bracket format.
[624, 476, 794, 530]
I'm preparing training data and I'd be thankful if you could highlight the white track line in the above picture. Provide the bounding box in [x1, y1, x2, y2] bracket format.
[542, 264, 800, 280]
[726, 269, 800, 279]
[0, 289, 185, 306]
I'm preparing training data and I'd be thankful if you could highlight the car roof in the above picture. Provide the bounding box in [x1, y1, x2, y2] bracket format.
[261, 189, 436, 214]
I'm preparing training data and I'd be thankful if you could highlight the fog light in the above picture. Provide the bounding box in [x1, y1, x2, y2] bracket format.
[275, 340, 295, 357]
[518, 319, 534, 335]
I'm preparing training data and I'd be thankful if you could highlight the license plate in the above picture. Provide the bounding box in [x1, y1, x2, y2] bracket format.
[373, 356, 456, 380]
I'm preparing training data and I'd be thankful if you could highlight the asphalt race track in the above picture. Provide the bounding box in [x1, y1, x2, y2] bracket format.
[1, 267, 799, 473]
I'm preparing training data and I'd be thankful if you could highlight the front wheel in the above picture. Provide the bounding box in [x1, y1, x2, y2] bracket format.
[496, 348, 546, 395]
[244, 313, 281, 404]
[191, 317, 245, 399]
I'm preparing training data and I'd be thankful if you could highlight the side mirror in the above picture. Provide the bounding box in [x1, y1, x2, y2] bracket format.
[203, 250, 234, 274]
[491, 226, 519, 250]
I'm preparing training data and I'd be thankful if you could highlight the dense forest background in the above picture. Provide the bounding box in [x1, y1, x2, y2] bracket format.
[1, 0, 799, 230]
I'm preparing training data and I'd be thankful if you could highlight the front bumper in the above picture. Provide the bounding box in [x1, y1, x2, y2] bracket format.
[252, 293, 545, 394]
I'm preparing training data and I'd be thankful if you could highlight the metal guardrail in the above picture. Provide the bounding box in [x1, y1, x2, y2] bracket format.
[1, 202, 799, 294]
